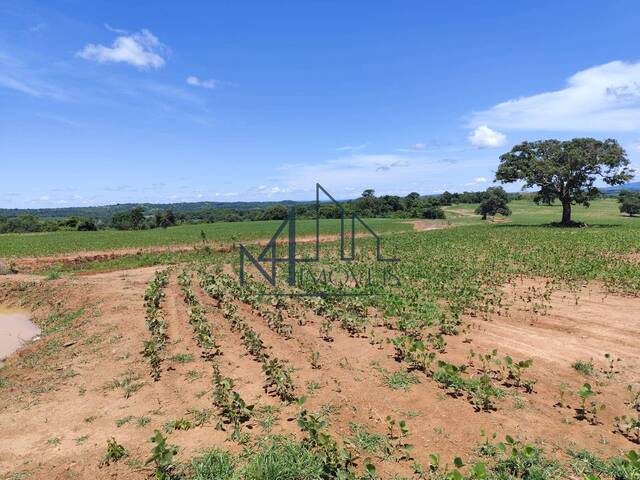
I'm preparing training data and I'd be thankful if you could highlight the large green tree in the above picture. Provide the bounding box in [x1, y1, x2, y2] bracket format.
[495, 138, 633, 225]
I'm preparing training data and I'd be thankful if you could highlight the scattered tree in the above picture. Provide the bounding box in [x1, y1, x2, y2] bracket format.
[111, 206, 146, 230]
[619, 191, 640, 217]
[475, 187, 511, 220]
[422, 205, 446, 219]
[440, 191, 453, 206]
[361, 189, 375, 198]
[154, 209, 177, 228]
[496, 138, 633, 226]
[77, 218, 98, 231]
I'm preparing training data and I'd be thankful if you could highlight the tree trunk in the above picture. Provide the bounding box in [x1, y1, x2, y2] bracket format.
[561, 201, 572, 226]
[482, 213, 487, 220]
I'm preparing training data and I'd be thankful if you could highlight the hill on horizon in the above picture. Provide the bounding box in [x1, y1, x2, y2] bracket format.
[2, 181, 639, 221]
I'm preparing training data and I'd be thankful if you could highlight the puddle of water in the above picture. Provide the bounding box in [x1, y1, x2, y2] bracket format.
[0, 306, 40, 360]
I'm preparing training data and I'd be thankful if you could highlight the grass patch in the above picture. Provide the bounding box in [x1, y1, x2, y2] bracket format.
[347, 423, 390, 459]
[239, 436, 328, 480]
[255, 405, 280, 433]
[572, 359, 595, 376]
[187, 408, 213, 427]
[170, 353, 194, 364]
[184, 370, 204, 382]
[191, 449, 236, 480]
[20, 340, 61, 368]
[569, 449, 640, 479]
[41, 308, 85, 336]
[137, 416, 152, 427]
[104, 369, 144, 398]
[381, 369, 420, 391]
[116, 416, 135, 427]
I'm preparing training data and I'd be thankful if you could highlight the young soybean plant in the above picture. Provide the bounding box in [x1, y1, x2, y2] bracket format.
[614, 414, 640, 444]
[146, 430, 178, 480]
[627, 384, 640, 412]
[99, 438, 127, 467]
[603, 352, 622, 378]
[503, 356, 536, 393]
[309, 351, 321, 369]
[577, 383, 605, 425]
[262, 357, 296, 402]
[423, 454, 488, 480]
[320, 318, 334, 342]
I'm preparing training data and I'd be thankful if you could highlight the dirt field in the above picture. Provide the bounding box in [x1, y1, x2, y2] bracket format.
[0, 264, 637, 479]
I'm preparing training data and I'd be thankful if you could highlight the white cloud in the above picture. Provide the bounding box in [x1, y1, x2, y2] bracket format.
[0, 74, 42, 97]
[104, 24, 128, 34]
[186, 76, 221, 89]
[0, 52, 67, 99]
[336, 144, 367, 151]
[468, 125, 507, 148]
[465, 176, 488, 186]
[273, 153, 464, 198]
[0, 73, 66, 100]
[397, 143, 427, 152]
[77, 29, 167, 69]
[470, 60, 640, 131]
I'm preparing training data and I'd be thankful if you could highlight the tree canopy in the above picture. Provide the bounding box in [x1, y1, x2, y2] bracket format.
[618, 191, 640, 217]
[495, 138, 633, 225]
[475, 187, 511, 220]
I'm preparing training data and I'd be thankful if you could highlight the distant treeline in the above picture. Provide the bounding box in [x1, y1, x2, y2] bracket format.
[0, 188, 516, 233]
[0, 215, 98, 234]
[0, 200, 302, 222]
[0, 186, 633, 234]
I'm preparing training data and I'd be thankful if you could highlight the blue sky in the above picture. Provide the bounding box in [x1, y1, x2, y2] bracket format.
[1, 0, 640, 208]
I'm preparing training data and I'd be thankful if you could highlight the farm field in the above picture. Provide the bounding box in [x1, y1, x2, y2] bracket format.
[443, 198, 633, 226]
[0, 218, 412, 259]
[0, 199, 639, 479]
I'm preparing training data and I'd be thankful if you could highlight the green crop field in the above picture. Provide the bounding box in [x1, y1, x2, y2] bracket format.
[2, 199, 635, 260]
[0, 218, 412, 258]
[444, 198, 635, 226]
